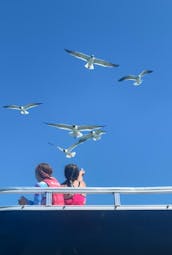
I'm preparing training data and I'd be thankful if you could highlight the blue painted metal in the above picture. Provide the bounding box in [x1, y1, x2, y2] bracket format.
[0, 209, 172, 255]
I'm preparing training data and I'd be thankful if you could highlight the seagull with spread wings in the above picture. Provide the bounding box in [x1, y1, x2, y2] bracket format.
[45, 122, 104, 138]
[3, 103, 42, 114]
[48, 140, 85, 158]
[118, 70, 153, 86]
[65, 49, 119, 70]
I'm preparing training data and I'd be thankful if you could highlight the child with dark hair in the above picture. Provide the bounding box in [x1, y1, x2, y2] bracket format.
[62, 163, 86, 205]
[18, 163, 64, 205]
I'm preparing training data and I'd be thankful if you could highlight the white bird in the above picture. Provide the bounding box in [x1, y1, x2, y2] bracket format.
[3, 103, 42, 114]
[118, 70, 153, 86]
[78, 129, 106, 142]
[65, 49, 119, 70]
[48, 140, 85, 158]
[45, 122, 104, 138]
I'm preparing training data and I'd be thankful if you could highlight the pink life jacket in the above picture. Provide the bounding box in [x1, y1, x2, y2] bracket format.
[64, 194, 86, 205]
[43, 177, 64, 205]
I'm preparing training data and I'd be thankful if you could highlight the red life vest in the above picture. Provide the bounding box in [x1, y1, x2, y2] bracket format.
[43, 177, 64, 205]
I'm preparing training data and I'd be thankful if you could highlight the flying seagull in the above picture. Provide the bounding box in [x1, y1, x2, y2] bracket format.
[45, 122, 105, 138]
[3, 103, 42, 114]
[78, 129, 106, 142]
[65, 49, 119, 70]
[48, 140, 85, 158]
[118, 70, 153, 86]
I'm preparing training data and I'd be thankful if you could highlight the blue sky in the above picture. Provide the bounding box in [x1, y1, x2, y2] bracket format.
[1, 0, 172, 206]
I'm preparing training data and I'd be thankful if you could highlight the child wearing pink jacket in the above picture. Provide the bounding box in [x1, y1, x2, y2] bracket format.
[61, 163, 86, 205]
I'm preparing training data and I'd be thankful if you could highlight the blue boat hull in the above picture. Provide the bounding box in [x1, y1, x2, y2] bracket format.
[0, 209, 172, 255]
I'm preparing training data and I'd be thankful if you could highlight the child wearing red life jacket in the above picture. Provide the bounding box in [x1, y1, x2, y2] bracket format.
[18, 163, 64, 206]
[61, 163, 86, 205]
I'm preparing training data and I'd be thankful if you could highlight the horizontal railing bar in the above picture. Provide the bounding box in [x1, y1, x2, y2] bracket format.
[1, 186, 172, 194]
[1, 204, 172, 211]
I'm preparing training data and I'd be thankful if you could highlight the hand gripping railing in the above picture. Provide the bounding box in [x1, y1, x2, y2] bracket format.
[1, 186, 172, 209]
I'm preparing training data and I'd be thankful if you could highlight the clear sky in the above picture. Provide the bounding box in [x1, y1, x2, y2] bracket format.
[1, 0, 172, 206]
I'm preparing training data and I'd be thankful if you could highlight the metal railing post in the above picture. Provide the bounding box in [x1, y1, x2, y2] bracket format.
[113, 192, 121, 208]
[45, 192, 52, 206]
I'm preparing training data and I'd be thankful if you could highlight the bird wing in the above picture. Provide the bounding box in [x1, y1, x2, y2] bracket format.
[48, 142, 56, 147]
[78, 125, 104, 131]
[49, 143, 67, 153]
[94, 57, 119, 67]
[64, 49, 90, 61]
[24, 103, 42, 109]
[118, 75, 137, 82]
[67, 140, 85, 151]
[48, 142, 61, 151]
[78, 132, 93, 142]
[3, 105, 20, 110]
[94, 129, 106, 135]
[45, 123, 73, 131]
[140, 70, 153, 77]
[57, 146, 64, 152]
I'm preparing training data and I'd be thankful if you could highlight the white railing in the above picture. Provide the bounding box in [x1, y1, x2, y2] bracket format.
[1, 186, 172, 210]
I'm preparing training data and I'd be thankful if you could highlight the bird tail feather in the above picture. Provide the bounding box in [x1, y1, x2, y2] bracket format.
[85, 63, 94, 69]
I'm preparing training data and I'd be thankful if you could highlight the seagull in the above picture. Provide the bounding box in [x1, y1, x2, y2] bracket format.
[45, 122, 104, 138]
[65, 49, 119, 70]
[48, 140, 85, 158]
[3, 103, 42, 114]
[118, 70, 153, 86]
[79, 129, 106, 142]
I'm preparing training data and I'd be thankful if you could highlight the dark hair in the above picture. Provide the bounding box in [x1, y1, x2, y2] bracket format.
[63, 164, 80, 186]
[35, 163, 53, 179]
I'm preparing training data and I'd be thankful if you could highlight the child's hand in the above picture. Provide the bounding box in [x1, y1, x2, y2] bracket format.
[78, 169, 85, 181]
[18, 196, 28, 205]
[80, 168, 85, 175]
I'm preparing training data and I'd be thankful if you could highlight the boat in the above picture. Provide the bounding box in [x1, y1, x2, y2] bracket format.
[0, 186, 172, 255]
